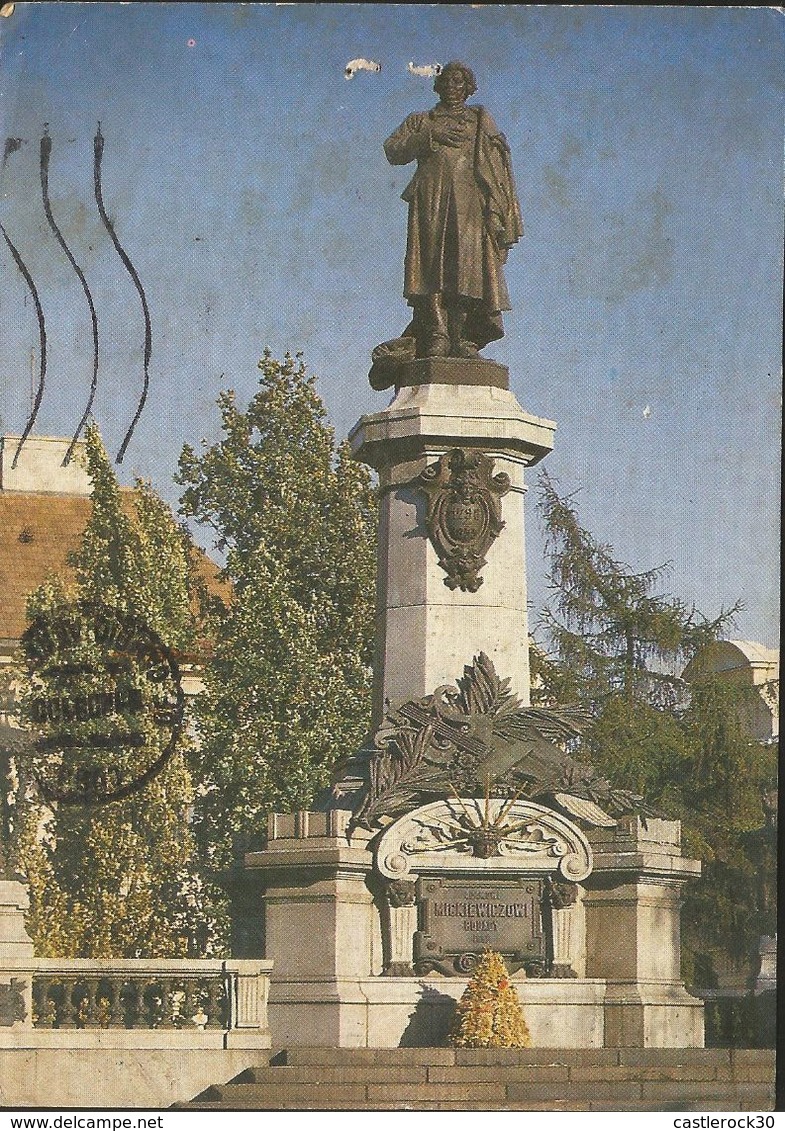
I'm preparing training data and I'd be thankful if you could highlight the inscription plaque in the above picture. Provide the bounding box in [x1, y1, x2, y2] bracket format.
[414, 876, 546, 976]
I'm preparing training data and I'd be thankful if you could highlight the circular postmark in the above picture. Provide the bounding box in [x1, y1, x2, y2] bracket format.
[20, 600, 184, 805]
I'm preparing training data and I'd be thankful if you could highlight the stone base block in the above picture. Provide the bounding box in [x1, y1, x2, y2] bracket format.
[604, 981, 705, 1048]
[269, 977, 608, 1049]
[0, 1028, 271, 1050]
[370, 356, 511, 392]
[351, 382, 556, 472]
[0, 1047, 271, 1108]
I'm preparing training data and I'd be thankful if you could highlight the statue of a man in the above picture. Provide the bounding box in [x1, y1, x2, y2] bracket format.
[383, 61, 523, 361]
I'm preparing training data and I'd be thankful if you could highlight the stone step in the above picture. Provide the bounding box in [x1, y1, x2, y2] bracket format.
[179, 1100, 774, 1113]
[177, 1048, 775, 1111]
[236, 1065, 432, 1084]
[185, 1081, 774, 1112]
[276, 1045, 774, 1070]
[235, 1060, 774, 1085]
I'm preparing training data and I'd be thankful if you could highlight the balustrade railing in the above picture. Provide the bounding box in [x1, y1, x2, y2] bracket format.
[29, 959, 268, 1032]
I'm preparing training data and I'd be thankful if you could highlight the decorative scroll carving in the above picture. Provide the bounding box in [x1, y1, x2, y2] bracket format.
[416, 448, 510, 592]
[375, 797, 593, 884]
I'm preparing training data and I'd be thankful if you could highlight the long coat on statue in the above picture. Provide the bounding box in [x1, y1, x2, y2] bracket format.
[384, 102, 523, 348]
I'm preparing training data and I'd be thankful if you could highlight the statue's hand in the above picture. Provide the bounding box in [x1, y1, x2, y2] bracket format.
[430, 123, 468, 148]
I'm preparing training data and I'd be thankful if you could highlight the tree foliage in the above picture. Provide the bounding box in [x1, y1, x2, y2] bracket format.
[534, 470, 776, 993]
[535, 468, 742, 803]
[176, 351, 377, 869]
[10, 423, 210, 957]
[537, 469, 740, 711]
[678, 676, 777, 982]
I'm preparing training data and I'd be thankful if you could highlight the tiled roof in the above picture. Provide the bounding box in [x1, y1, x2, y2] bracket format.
[0, 489, 227, 646]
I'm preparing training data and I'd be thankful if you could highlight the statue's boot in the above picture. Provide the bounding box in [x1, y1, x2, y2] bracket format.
[448, 305, 480, 358]
[424, 295, 450, 357]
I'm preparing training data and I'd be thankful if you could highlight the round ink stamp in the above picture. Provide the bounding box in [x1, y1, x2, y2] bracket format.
[20, 600, 185, 805]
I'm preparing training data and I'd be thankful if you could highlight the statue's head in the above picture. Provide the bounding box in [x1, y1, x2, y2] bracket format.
[434, 61, 477, 103]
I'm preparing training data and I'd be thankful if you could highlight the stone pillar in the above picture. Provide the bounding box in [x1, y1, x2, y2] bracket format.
[551, 895, 586, 978]
[0, 879, 35, 1029]
[0, 880, 33, 961]
[349, 364, 555, 721]
[381, 880, 418, 976]
[224, 958, 274, 1046]
[582, 817, 704, 1047]
[245, 810, 382, 1047]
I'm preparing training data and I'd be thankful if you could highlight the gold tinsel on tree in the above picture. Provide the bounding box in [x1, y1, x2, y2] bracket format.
[448, 950, 532, 1048]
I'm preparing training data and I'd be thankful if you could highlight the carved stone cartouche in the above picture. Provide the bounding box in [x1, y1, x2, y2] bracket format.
[416, 448, 510, 592]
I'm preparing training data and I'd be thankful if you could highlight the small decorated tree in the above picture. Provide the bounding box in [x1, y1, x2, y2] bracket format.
[448, 950, 531, 1048]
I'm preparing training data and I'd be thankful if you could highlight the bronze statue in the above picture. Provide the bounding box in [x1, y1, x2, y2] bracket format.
[380, 61, 523, 363]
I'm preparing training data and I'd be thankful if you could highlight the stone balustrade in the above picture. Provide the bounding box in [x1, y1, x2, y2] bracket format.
[1, 959, 274, 1107]
[32, 960, 229, 1030]
[23, 958, 271, 1034]
[1, 881, 274, 1066]
[0, 888, 275, 1107]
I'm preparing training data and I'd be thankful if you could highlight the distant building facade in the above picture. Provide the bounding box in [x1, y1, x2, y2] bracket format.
[682, 639, 779, 743]
[0, 433, 225, 738]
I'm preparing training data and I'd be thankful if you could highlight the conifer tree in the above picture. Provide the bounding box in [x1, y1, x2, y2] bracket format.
[678, 675, 778, 993]
[533, 470, 776, 1006]
[449, 950, 531, 1048]
[535, 468, 740, 803]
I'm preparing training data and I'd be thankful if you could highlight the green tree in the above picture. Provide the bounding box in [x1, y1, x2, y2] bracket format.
[678, 676, 777, 991]
[534, 470, 775, 1002]
[176, 351, 377, 870]
[535, 469, 739, 803]
[11, 423, 211, 957]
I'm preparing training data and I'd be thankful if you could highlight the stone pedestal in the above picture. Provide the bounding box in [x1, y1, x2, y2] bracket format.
[349, 377, 555, 721]
[247, 807, 705, 1049]
[247, 806, 708, 1048]
[244, 810, 383, 1046]
[241, 362, 705, 1051]
[583, 817, 704, 1047]
[0, 880, 35, 1030]
[246, 805, 606, 1048]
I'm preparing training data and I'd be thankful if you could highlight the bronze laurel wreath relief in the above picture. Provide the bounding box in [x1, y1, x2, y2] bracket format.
[416, 448, 510, 592]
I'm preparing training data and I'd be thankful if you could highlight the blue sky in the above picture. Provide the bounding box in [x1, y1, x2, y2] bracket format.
[0, 4, 781, 646]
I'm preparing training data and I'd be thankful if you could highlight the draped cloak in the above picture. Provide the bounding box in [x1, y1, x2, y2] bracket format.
[384, 103, 523, 348]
